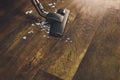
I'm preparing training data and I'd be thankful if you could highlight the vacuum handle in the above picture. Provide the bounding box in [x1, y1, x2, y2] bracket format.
[31, 0, 48, 18]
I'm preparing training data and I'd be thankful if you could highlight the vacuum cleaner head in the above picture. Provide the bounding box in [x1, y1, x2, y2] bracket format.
[31, 0, 70, 37]
[47, 9, 70, 37]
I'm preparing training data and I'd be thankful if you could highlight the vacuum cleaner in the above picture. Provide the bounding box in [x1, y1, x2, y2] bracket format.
[31, 0, 70, 37]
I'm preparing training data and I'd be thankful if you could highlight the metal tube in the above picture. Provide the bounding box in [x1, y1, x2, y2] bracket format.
[31, 0, 48, 18]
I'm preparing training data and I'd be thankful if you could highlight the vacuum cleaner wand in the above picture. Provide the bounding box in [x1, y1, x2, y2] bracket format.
[31, 0, 70, 37]
[31, 0, 48, 18]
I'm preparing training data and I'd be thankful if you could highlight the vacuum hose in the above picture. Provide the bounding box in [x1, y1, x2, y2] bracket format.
[31, 0, 48, 18]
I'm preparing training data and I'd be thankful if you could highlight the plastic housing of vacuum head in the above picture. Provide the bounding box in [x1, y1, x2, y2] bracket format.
[46, 9, 70, 37]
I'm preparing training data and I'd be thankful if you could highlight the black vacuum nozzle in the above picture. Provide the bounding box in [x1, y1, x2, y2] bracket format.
[31, 0, 70, 37]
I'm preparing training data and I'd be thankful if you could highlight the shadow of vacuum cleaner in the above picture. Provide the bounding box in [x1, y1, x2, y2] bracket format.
[31, 0, 70, 37]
